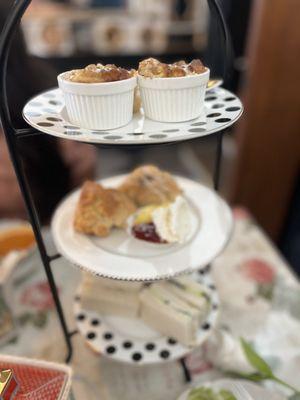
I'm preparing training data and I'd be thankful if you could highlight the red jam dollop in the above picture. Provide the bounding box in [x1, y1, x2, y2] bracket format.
[132, 223, 167, 244]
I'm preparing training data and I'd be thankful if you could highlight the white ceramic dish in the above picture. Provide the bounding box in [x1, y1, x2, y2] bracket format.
[178, 379, 285, 400]
[58, 73, 137, 130]
[138, 69, 210, 122]
[74, 270, 219, 365]
[51, 175, 233, 281]
[23, 87, 243, 145]
[0, 219, 36, 278]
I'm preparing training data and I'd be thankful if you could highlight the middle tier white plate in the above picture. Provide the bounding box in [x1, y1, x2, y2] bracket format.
[51, 175, 233, 281]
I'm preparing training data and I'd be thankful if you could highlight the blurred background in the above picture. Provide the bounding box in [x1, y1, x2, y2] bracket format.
[0, 0, 299, 273]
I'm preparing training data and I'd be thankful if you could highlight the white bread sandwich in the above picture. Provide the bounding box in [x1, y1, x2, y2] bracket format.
[166, 276, 210, 323]
[80, 273, 142, 318]
[140, 282, 203, 346]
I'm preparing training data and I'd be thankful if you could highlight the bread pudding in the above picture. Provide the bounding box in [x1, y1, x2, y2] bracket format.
[138, 58, 207, 79]
[58, 63, 137, 130]
[137, 58, 209, 122]
[64, 63, 136, 84]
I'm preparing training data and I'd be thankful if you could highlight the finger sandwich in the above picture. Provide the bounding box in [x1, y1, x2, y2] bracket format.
[80, 274, 142, 318]
[140, 282, 205, 347]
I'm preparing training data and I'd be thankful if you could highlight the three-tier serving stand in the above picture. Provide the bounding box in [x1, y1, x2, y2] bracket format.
[0, 0, 243, 377]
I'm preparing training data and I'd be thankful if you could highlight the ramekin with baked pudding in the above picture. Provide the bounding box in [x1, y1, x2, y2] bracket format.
[138, 58, 209, 122]
[58, 63, 137, 130]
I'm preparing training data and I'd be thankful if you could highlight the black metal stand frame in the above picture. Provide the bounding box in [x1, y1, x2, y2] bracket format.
[0, 0, 230, 368]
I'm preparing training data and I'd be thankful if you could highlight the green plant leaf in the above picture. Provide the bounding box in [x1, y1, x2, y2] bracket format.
[228, 371, 266, 382]
[240, 338, 273, 377]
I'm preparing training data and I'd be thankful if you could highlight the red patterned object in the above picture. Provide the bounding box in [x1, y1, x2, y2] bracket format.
[0, 369, 19, 400]
[21, 282, 60, 312]
[241, 258, 275, 284]
[0, 356, 71, 400]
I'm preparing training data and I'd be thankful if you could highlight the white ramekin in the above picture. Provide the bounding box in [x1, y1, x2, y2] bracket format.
[138, 69, 210, 122]
[58, 73, 137, 130]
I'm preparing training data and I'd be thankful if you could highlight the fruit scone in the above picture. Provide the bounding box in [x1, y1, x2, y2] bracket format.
[119, 165, 182, 207]
[74, 181, 136, 237]
[121, 165, 194, 244]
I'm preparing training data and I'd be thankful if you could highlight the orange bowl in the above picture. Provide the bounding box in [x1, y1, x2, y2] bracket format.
[0, 225, 36, 257]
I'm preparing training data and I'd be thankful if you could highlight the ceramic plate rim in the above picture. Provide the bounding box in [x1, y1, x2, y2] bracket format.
[23, 87, 243, 145]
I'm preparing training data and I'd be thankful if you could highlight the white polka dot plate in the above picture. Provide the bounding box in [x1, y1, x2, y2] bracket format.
[74, 269, 219, 365]
[51, 175, 233, 281]
[23, 87, 243, 145]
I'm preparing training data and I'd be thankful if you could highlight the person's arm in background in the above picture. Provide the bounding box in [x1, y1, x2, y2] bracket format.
[59, 140, 97, 188]
[0, 133, 26, 219]
[0, 0, 97, 223]
[0, 131, 97, 222]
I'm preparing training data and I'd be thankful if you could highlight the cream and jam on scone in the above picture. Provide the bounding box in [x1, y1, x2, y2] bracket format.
[138, 58, 207, 78]
[129, 196, 193, 244]
[65, 63, 136, 83]
[137, 57, 210, 122]
[120, 165, 194, 245]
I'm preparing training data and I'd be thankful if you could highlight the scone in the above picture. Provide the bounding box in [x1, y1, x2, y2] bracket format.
[119, 165, 182, 206]
[74, 181, 136, 237]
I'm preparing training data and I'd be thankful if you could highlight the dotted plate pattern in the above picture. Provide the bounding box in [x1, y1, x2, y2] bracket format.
[74, 267, 219, 365]
[23, 88, 243, 145]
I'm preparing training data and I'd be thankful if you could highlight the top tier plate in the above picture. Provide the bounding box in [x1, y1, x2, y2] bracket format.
[23, 87, 243, 145]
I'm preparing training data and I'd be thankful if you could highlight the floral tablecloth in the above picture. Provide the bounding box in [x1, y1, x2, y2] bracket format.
[0, 207, 299, 399]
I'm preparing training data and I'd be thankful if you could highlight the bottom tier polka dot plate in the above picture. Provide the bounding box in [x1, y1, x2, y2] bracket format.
[74, 269, 219, 365]
[23, 87, 243, 145]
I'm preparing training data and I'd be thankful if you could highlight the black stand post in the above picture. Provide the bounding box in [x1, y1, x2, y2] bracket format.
[0, 0, 73, 363]
[213, 131, 224, 191]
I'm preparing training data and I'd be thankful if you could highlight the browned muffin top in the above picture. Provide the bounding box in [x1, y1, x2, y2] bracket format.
[138, 58, 207, 78]
[65, 63, 136, 83]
